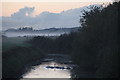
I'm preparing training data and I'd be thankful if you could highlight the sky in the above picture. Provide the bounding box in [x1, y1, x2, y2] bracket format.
[0, 0, 115, 30]
[1, 2, 99, 16]
[1, 0, 113, 17]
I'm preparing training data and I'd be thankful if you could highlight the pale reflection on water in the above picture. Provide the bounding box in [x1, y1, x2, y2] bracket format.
[23, 61, 71, 78]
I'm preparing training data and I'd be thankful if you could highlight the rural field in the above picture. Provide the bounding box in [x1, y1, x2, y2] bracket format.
[2, 37, 32, 52]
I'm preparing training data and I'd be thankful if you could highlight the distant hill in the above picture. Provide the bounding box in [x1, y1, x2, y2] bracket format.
[3, 27, 79, 37]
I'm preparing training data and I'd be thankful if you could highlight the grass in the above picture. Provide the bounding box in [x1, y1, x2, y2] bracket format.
[2, 36, 45, 79]
[2, 37, 33, 52]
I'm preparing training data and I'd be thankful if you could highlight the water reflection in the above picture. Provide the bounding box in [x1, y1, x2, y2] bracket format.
[23, 61, 71, 78]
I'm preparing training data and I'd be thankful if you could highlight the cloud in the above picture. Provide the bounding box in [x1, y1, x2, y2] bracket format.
[2, 4, 99, 31]
[11, 6, 35, 18]
[2, 7, 36, 30]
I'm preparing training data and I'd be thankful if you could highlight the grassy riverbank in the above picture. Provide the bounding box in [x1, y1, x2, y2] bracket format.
[2, 37, 45, 79]
[2, 37, 32, 52]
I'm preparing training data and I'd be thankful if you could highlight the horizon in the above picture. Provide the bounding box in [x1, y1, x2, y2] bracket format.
[4, 26, 79, 30]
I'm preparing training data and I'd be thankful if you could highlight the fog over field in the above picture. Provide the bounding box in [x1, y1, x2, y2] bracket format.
[3, 27, 79, 37]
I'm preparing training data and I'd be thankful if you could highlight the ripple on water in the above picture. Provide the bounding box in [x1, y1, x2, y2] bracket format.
[22, 61, 71, 78]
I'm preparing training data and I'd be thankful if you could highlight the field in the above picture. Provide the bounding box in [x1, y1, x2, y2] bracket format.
[2, 37, 32, 52]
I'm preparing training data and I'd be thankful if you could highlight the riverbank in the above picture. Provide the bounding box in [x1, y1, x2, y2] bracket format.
[2, 46, 45, 79]
[2, 37, 45, 79]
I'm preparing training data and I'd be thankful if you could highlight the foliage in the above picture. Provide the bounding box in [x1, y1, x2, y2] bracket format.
[71, 2, 119, 78]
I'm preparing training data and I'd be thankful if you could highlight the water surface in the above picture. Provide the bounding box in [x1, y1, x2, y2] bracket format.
[22, 54, 73, 78]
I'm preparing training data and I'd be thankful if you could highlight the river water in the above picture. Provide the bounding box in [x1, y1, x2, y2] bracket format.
[21, 54, 76, 79]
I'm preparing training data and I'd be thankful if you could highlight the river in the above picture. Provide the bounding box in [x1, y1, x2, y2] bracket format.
[21, 54, 77, 79]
